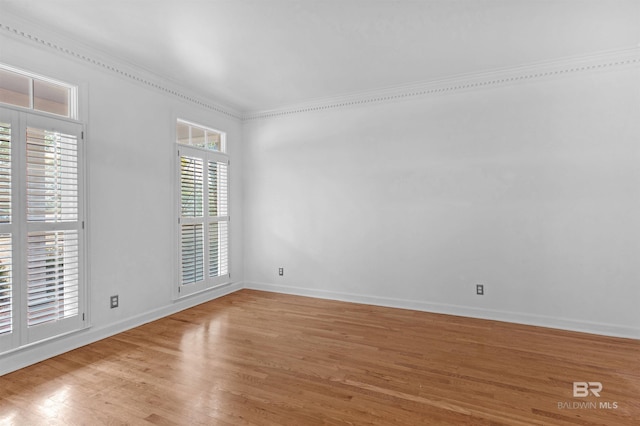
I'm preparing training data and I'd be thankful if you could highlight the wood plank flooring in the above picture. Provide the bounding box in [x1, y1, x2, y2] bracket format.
[1, 289, 639, 425]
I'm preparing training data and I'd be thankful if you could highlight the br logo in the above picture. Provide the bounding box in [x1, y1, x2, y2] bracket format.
[573, 382, 602, 397]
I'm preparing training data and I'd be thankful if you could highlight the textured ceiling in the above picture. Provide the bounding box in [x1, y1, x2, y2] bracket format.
[1, 0, 639, 112]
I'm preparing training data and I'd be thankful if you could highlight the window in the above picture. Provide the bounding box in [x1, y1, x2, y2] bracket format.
[0, 107, 85, 354]
[176, 120, 229, 297]
[176, 119, 224, 151]
[0, 65, 77, 119]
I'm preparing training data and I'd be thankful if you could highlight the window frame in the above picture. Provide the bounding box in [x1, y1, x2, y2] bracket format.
[176, 118, 226, 152]
[0, 63, 79, 120]
[174, 120, 230, 299]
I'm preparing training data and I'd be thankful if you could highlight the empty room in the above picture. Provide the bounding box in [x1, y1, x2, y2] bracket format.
[0, 0, 639, 424]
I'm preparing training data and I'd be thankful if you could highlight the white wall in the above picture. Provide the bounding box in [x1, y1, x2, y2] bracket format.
[1, 14, 638, 377]
[0, 23, 244, 374]
[243, 66, 640, 338]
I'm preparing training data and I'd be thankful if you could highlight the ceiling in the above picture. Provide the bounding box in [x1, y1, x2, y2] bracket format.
[1, 0, 638, 113]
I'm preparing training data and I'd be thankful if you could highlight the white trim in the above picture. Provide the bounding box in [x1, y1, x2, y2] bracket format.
[0, 102, 82, 126]
[3, 278, 636, 374]
[2, 16, 638, 122]
[0, 281, 243, 375]
[243, 47, 640, 120]
[244, 281, 640, 341]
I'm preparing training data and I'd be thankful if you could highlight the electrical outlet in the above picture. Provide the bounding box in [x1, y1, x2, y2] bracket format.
[278, 267, 284, 276]
[110, 295, 119, 308]
[476, 284, 484, 295]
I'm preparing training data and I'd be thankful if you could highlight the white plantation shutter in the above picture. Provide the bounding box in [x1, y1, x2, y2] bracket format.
[0, 122, 11, 336]
[209, 221, 228, 277]
[0, 122, 10, 224]
[26, 231, 79, 326]
[180, 153, 205, 288]
[181, 224, 204, 285]
[0, 235, 11, 337]
[181, 156, 203, 217]
[208, 161, 228, 217]
[177, 123, 229, 297]
[0, 117, 14, 351]
[25, 124, 82, 335]
[208, 161, 228, 278]
[26, 127, 78, 222]
[26, 126, 80, 328]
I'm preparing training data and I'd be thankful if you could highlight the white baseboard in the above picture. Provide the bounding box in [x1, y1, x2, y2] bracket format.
[3, 279, 636, 376]
[244, 281, 640, 340]
[0, 281, 244, 376]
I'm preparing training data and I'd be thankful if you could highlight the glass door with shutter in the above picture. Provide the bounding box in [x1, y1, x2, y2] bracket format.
[177, 144, 229, 297]
[0, 107, 86, 353]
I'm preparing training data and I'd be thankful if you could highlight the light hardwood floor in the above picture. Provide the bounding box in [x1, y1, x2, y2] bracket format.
[0, 289, 639, 425]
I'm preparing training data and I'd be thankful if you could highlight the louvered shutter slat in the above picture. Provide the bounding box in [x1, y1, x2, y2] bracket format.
[0, 121, 12, 336]
[0, 123, 10, 225]
[26, 124, 81, 328]
[180, 156, 203, 217]
[0, 234, 12, 336]
[208, 161, 228, 217]
[208, 160, 228, 278]
[181, 224, 204, 285]
[218, 221, 228, 276]
[26, 230, 80, 327]
[209, 221, 228, 278]
[26, 127, 79, 223]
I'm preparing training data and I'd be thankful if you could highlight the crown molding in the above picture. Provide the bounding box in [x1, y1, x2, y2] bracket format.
[243, 47, 640, 121]
[2, 15, 638, 124]
[0, 17, 243, 121]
